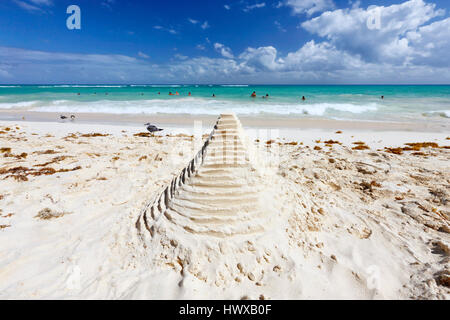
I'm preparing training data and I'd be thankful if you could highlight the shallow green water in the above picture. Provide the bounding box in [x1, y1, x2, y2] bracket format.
[0, 85, 449, 121]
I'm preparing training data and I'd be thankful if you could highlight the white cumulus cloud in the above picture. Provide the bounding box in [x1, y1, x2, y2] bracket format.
[239, 46, 281, 71]
[301, 0, 446, 64]
[214, 43, 234, 59]
[285, 0, 335, 16]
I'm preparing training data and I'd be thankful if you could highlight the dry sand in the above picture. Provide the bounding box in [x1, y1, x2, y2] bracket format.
[0, 115, 449, 299]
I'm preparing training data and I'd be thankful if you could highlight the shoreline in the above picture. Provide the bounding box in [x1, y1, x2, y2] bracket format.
[1, 110, 449, 133]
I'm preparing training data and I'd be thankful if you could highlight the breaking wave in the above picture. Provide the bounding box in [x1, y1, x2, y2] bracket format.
[0, 97, 379, 117]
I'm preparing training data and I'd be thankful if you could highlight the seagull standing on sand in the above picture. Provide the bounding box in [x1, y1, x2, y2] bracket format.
[60, 115, 67, 120]
[144, 123, 163, 133]
[70, 115, 75, 121]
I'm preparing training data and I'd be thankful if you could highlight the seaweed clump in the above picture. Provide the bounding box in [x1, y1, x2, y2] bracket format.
[134, 132, 152, 137]
[80, 133, 109, 137]
[0, 165, 82, 182]
[352, 141, 370, 150]
[35, 208, 71, 220]
[385, 142, 445, 155]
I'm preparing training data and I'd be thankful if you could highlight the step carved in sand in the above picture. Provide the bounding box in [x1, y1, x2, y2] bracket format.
[139, 113, 275, 238]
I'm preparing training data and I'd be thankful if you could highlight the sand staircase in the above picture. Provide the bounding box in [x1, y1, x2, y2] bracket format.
[139, 113, 276, 238]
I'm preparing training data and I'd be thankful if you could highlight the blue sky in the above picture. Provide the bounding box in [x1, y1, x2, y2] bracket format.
[0, 0, 449, 84]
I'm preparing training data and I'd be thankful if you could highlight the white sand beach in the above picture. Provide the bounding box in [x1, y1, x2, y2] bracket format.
[0, 114, 449, 299]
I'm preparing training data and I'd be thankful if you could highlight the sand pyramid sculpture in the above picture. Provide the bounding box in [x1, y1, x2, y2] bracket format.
[138, 113, 279, 239]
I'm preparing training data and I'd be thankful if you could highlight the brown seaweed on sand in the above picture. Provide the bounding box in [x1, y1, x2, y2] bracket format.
[1, 147, 28, 159]
[58, 166, 82, 173]
[63, 133, 78, 140]
[35, 208, 71, 220]
[352, 144, 370, 150]
[385, 147, 404, 155]
[35, 156, 71, 167]
[33, 149, 58, 155]
[323, 140, 341, 145]
[134, 132, 152, 137]
[404, 142, 439, 150]
[352, 141, 370, 150]
[385, 142, 445, 155]
[0, 165, 82, 181]
[3, 152, 28, 159]
[80, 133, 109, 137]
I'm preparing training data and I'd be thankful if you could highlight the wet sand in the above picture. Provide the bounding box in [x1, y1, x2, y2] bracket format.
[1, 109, 449, 132]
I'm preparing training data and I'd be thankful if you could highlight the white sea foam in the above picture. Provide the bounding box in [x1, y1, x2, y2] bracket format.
[0, 97, 380, 117]
[0, 101, 40, 109]
[297, 103, 377, 116]
[423, 110, 450, 118]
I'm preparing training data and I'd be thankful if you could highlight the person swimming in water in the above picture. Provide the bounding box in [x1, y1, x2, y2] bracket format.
[301, 96, 306, 101]
[169, 91, 173, 95]
[212, 93, 216, 97]
[188, 92, 191, 96]
[175, 91, 179, 96]
[251, 91, 257, 98]
[381, 95, 384, 100]
[158, 92, 160, 95]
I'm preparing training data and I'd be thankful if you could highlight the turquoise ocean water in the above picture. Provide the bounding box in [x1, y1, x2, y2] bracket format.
[0, 85, 449, 122]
